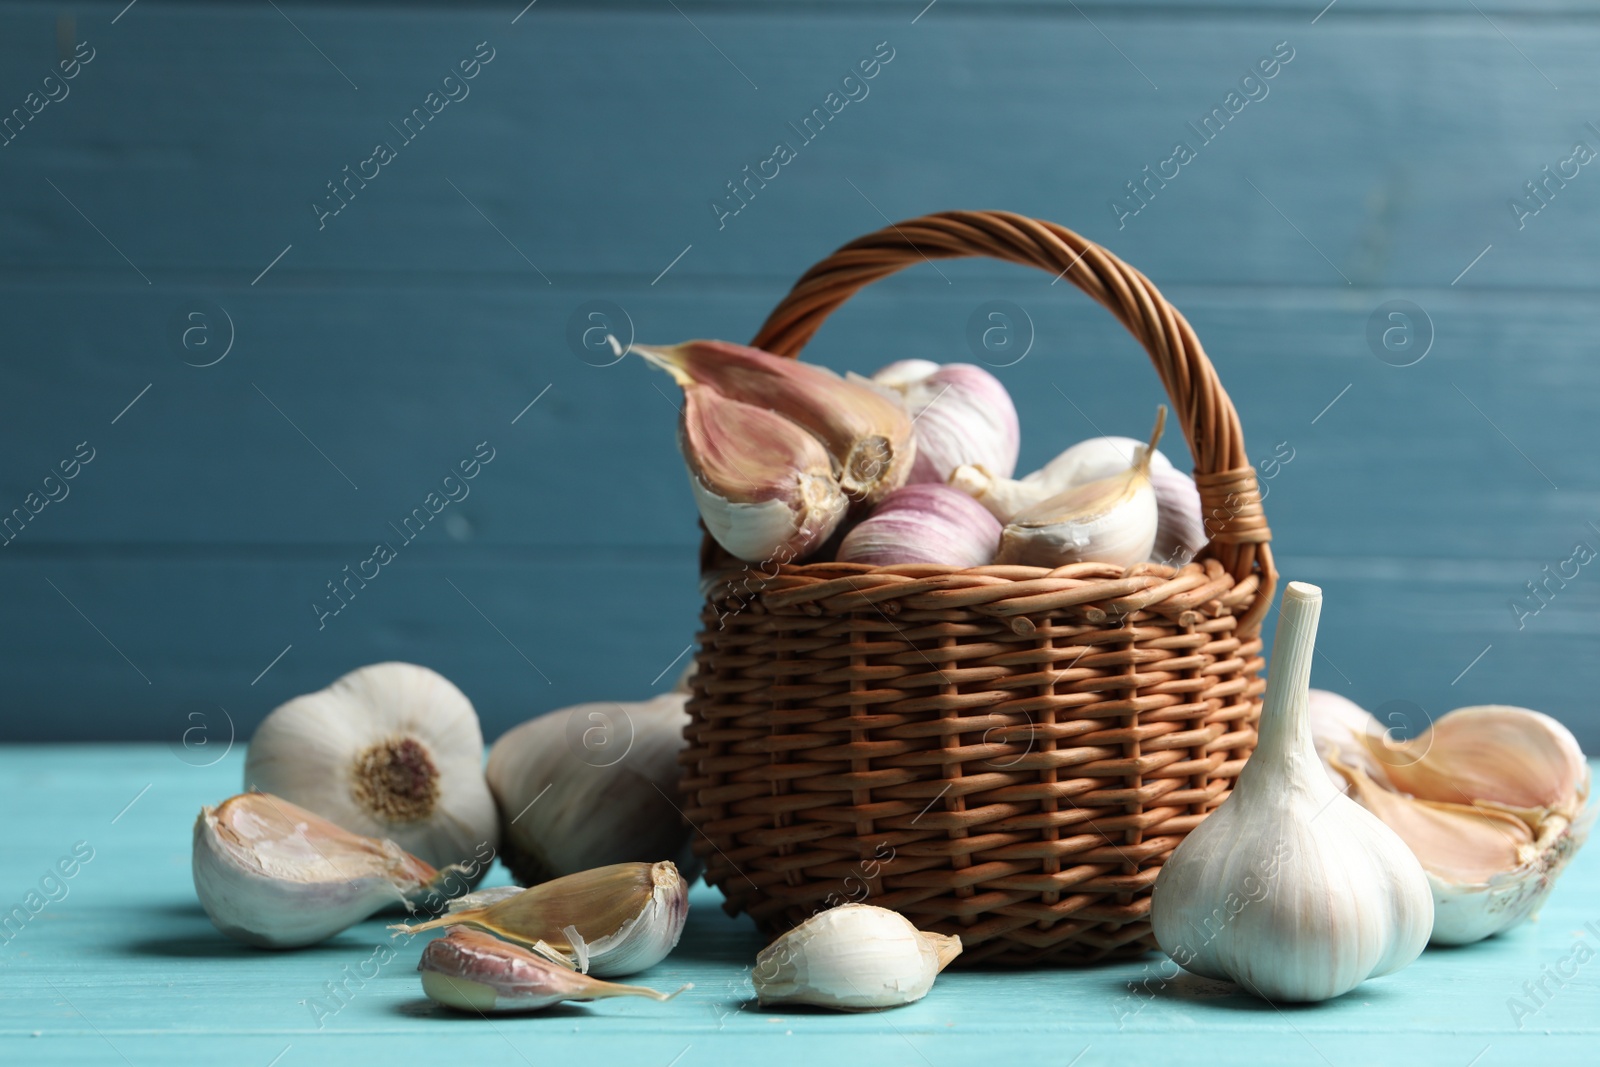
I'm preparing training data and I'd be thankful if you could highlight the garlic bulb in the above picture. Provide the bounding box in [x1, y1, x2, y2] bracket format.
[867, 360, 1019, 486]
[395, 861, 688, 978]
[487, 693, 698, 884]
[1150, 466, 1207, 566]
[634, 339, 914, 503]
[676, 381, 847, 563]
[244, 663, 499, 871]
[836, 484, 1001, 568]
[993, 408, 1165, 568]
[193, 792, 457, 948]
[952, 434, 1173, 522]
[752, 904, 961, 1011]
[419, 928, 685, 1013]
[1151, 582, 1433, 1002]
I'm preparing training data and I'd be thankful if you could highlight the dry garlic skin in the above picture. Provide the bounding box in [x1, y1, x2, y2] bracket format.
[753, 904, 961, 1011]
[244, 662, 499, 870]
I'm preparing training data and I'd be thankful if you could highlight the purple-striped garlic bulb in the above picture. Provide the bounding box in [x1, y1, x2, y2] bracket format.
[869, 361, 1019, 486]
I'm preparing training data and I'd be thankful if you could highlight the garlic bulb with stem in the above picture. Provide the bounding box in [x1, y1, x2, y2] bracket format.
[393, 860, 688, 978]
[752, 904, 962, 1011]
[1151, 581, 1433, 1002]
[866, 360, 1019, 486]
[632, 338, 914, 503]
[486, 693, 699, 885]
[419, 928, 687, 1014]
[993, 407, 1165, 568]
[244, 662, 499, 872]
[193, 792, 464, 949]
[836, 484, 1001, 568]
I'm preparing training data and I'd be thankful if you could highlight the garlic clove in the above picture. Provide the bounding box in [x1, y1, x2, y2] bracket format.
[836, 484, 1001, 568]
[676, 381, 847, 563]
[633, 339, 915, 503]
[486, 693, 700, 886]
[752, 904, 961, 1011]
[419, 928, 685, 1013]
[193, 792, 455, 948]
[868, 361, 1020, 485]
[993, 408, 1165, 568]
[951, 434, 1174, 523]
[1307, 689, 1394, 793]
[1149, 466, 1207, 566]
[393, 860, 688, 978]
[243, 663, 499, 872]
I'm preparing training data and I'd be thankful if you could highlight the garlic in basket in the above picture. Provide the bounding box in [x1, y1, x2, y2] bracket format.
[952, 434, 1172, 522]
[993, 408, 1165, 568]
[633, 339, 914, 503]
[837, 483, 1001, 568]
[487, 693, 699, 885]
[867, 360, 1019, 486]
[420, 928, 686, 1014]
[752, 904, 962, 1011]
[193, 792, 458, 948]
[394, 861, 688, 978]
[243, 663, 499, 872]
[1151, 582, 1433, 1002]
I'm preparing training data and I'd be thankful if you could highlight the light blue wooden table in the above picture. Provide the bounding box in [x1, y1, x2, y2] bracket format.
[2, 746, 1595, 1065]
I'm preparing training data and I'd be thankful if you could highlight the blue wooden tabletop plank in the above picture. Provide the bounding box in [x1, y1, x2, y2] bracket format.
[0, 746, 1596, 1065]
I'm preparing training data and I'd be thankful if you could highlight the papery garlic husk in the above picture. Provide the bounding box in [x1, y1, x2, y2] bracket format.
[836, 484, 1002, 568]
[1307, 688, 1395, 793]
[486, 693, 700, 886]
[193, 792, 458, 949]
[393, 861, 688, 978]
[244, 663, 499, 872]
[866, 360, 1019, 486]
[1149, 466, 1207, 566]
[951, 434, 1174, 523]
[675, 381, 847, 563]
[634, 339, 914, 503]
[419, 928, 686, 1013]
[1151, 582, 1433, 1003]
[752, 904, 962, 1011]
[993, 408, 1165, 568]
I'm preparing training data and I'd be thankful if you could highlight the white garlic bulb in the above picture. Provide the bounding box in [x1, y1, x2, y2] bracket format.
[244, 663, 499, 872]
[487, 693, 699, 885]
[193, 792, 459, 948]
[836, 484, 1002, 568]
[1150, 466, 1207, 566]
[419, 928, 685, 1014]
[752, 904, 962, 1011]
[867, 360, 1020, 486]
[1151, 582, 1434, 1002]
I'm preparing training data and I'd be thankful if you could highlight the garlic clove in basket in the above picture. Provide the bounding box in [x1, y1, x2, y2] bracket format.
[752, 904, 962, 1011]
[419, 928, 686, 1013]
[393, 861, 688, 978]
[676, 380, 847, 563]
[867, 360, 1020, 486]
[993, 408, 1165, 568]
[633, 339, 914, 503]
[836, 484, 1002, 568]
[243, 662, 499, 872]
[951, 434, 1174, 523]
[1151, 582, 1434, 1002]
[486, 693, 701, 887]
[1149, 466, 1207, 566]
[193, 792, 456, 948]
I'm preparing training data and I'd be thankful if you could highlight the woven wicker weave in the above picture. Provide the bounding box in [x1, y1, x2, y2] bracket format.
[680, 211, 1276, 965]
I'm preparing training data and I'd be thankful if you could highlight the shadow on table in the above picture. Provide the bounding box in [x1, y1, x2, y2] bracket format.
[393, 998, 595, 1021]
[1099, 968, 1411, 1014]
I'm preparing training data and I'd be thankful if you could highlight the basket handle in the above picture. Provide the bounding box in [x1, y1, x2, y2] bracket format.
[749, 210, 1276, 631]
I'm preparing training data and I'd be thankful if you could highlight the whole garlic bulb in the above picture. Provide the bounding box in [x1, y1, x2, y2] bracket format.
[487, 693, 699, 885]
[837, 484, 1001, 568]
[1151, 582, 1434, 1002]
[244, 663, 499, 871]
[867, 361, 1019, 486]
[752, 904, 962, 1010]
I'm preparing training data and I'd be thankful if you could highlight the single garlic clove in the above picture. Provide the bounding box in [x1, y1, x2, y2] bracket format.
[676, 382, 847, 563]
[486, 693, 701, 887]
[243, 662, 499, 872]
[1149, 466, 1207, 566]
[836, 484, 1002, 568]
[419, 928, 685, 1013]
[752, 904, 961, 1011]
[867, 361, 1020, 486]
[193, 792, 455, 948]
[951, 434, 1175, 524]
[633, 339, 915, 503]
[1365, 705, 1589, 822]
[1307, 689, 1394, 793]
[393, 860, 688, 978]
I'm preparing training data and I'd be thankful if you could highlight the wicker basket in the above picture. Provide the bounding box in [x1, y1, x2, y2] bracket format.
[680, 210, 1276, 965]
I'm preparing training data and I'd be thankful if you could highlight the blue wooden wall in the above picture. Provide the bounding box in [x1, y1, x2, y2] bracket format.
[1, 0, 1596, 748]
